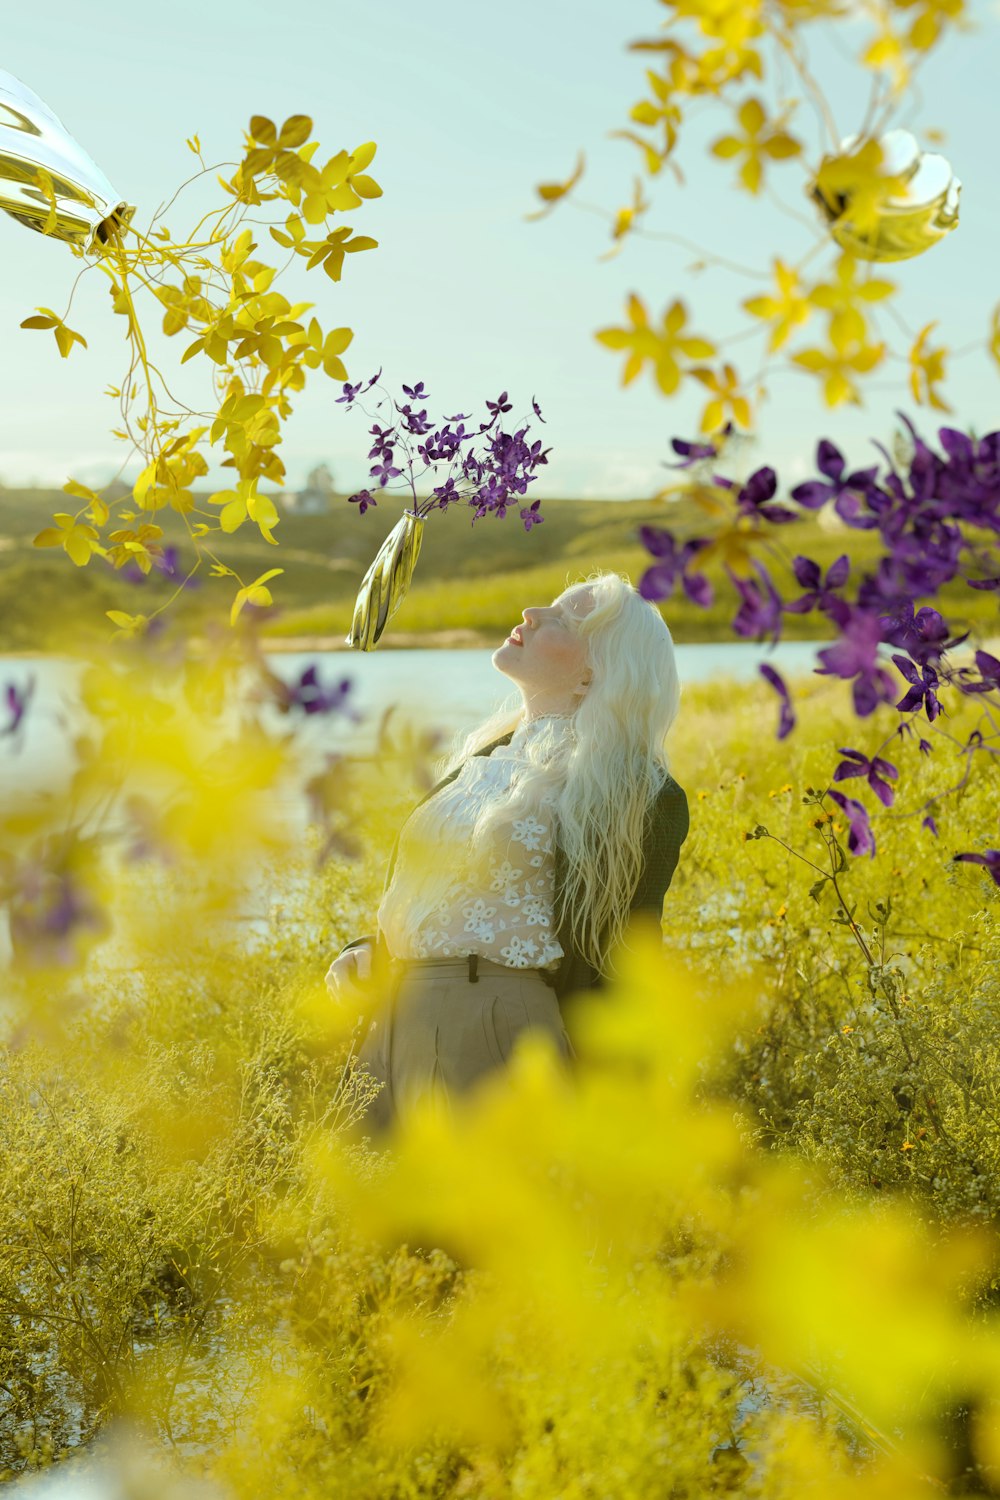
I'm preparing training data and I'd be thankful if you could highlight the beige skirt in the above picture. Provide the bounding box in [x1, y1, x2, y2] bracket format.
[354, 955, 575, 1136]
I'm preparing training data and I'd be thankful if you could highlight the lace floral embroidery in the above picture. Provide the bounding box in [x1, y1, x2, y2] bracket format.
[377, 721, 569, 969]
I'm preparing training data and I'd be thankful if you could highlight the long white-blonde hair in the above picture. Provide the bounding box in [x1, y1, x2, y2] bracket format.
[435, 570, 682, 976]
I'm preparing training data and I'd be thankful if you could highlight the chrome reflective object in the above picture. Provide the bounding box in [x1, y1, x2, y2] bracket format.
[810, 129, 960, 262]
[346, 510, 425, 649]
[0, 69, 134, 252]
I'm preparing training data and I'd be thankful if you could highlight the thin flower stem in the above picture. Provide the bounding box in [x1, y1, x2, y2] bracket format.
[572, 197, 768, 279]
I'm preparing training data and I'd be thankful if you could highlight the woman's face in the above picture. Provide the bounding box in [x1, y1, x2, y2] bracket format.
[492, 586, 594, 698]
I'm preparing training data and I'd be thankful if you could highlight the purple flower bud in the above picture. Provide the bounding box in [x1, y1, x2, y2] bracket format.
[827, 789, 876, 858]
[759, 663, 795, 740]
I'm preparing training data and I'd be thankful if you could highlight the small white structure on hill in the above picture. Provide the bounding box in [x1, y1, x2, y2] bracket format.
[283, 462, 336, 514]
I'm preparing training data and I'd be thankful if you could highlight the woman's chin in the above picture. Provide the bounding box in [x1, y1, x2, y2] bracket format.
[491, 647, 519, 678]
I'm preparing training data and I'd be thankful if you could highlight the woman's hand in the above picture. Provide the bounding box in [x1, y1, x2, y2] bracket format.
[325, 942, 373, 1001]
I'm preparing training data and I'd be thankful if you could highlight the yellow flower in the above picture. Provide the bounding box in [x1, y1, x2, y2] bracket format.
[690, 362, 753, 433]
[909, 321, 951, 411]
[672, 0, 765, 49]
[743, 259, 812, 352]
[710, 97, 801, 194]
[626, 69, 683, 162]
[604, 178, 652, 254]
[792, 317, 886, 407]
[903, 0, 965, 52]
[33, 513, 106, 568]
[596, 295, 715, 395]
[808, 252, 895, 347]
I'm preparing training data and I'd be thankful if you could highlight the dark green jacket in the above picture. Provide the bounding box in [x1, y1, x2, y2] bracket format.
[339, 730, 690, 1005]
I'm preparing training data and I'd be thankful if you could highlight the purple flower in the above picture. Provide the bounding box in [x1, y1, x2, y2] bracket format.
[531, 396, 546, 423]
[485, 391, 512, 421]
[759, 663, 795, 739]
[283, 664, 358, 719]
[155, 545, 180, 578]
[2, 676, 35, 739]
[433, 477, 461, 511]
[892, 655, 943, 722]
[827, 789, 876, 857]
[814, 609, 898, 717]
[952, 849, 1000, 887]
[348, 489, 377, 514]
[638, 528, 714, 608]
[832, 747, 899, 807]
[4, 837, 111, 968]
[956, 649, 1000, 696]
[728, 560, 783, 644]
[784, 554, 851, 627]
[791, 440, 880, 529]
[520, 499, 544, 532]
[735, 466, 799, 525]
[370, 457, 402, 487]
[336, 380, 364, 404]
[367, 423, 396, 460]
[402, 381, 428, 400]
[922, 815, 938, 836]
[399, 405, 432, 436]
[879, 600, 965, 667]
[666, 430, 729, 469]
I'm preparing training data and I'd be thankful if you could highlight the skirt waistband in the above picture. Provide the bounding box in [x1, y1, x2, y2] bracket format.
[395, 953, 555, 985]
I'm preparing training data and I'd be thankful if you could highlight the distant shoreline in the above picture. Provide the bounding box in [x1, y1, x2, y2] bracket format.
[259, 628, 499, 652]
[4, 629, 998, 659]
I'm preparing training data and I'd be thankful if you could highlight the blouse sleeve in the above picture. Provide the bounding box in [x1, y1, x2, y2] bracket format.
[629, 778, 690, 920]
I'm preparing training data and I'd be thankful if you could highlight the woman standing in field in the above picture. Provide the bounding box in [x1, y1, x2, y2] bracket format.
[326, 570, 689, 1133]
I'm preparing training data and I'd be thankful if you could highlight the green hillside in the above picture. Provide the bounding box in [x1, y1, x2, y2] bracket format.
[0, 485, 995, 651]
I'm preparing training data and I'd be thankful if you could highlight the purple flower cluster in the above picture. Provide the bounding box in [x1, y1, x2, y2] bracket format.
[642, 415, 1000, 873]
[0, 834, 110, 969]
[342, 377, 551, 532]
[121, 545, 201, 590]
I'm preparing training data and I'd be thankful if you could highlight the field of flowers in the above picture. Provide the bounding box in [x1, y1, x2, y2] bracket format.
[2, 653, 999, 1497]
[4, 0, 1000, 1486]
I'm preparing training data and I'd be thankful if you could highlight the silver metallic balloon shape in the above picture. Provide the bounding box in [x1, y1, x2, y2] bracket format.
[811, 129, 960, 263]
[0, 69, 134, 252]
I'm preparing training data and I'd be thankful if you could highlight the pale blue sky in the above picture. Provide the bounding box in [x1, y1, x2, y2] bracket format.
[2, 0, 1000, 499]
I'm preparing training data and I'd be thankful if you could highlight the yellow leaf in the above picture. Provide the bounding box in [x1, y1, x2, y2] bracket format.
[349, 141, 377, 173]
[219, 498, 247, 533]
[53, 321, 87, 359]
[133, 462, 158, 507]
[526, 152, 585, 220]
[279, 114, 312, 149]
[711, 135, 743, 160]
[350, 174, 383, 199]
[249, 115, 276, 146]
[230, 586, 250, 626]
[250, 568, 284, 588]
[247, 492, 280, 544]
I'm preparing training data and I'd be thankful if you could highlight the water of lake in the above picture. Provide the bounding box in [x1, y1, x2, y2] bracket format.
[1, 640, 836, 791]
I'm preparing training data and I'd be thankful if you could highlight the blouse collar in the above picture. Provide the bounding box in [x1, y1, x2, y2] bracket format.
[511, 712, 577, 744]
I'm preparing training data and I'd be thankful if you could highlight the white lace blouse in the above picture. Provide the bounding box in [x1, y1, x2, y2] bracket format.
[375, 714, 572, 970]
